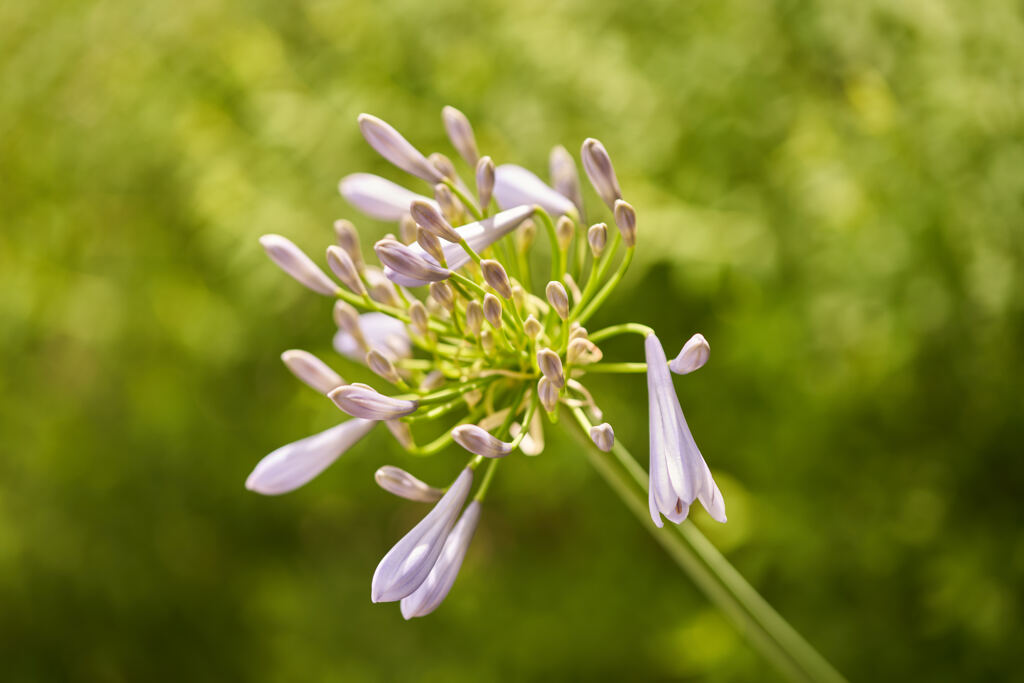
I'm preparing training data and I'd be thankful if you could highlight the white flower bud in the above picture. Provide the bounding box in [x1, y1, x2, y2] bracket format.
[428, 152, 460, 183]
[569, 324, 589, 341]
[364, 266, 401, 306]
[416, 227, 446, 266]
[333, 301, 367, 350]
[409, 300, 429, 336]
[329, 382, 418, 420]
[420, 370, 446, 392]
[481, 259, 512, 299]
[465, 300, 483, 337]
[589, 422, 615, 452]
[567, 337, 603, 365]
[434, 183, 463, 224]
[581, 137, 622, 210]
[537, 376, 559, 413]
[410, 199, 461, 243]
[511, 284, 527, 312]
[476, 156, 495, 209]
[326, 245, 366, 296]
[516, 219, 536, 253]
[358, 113, 442, 183]
[400, 500, 481, 619]
[441, 106, 480, 166]
[545, 281, 569, 320]
[613, 199, 637, 247]
[669, 333, 710, 375]
[399, 214, 418, 244]
[429, 281, 455, 313]
[367, 349, 401, 384]
[374, 238, 452, 285]
[549, 145, 584, 216]
[451, 424, 513, 458]
[374, 466, 443, 503]
[523, 314, 543, 339]
[482, 293, 503, 329]
[480, 328, 495, 355]
[281, 349, 345, 394]
[537, 348, 565, 388]
[259, 234, 338, 296]
[555, 215, 574, 252]
[333, 219, 364, 269]
[587, 223, 607, 258]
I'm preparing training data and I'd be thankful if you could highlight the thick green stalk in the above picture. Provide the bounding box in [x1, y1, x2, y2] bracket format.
[566, 407, 846, 683]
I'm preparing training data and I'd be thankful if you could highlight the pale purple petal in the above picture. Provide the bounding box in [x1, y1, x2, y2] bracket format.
[400, 500, 481, 619]
[333, 312, 411, 363]
[245, 419, 376, 495]
[371, 468, 474, 602]
[339, 173, 437, 222]
[493, 164, 576, 216]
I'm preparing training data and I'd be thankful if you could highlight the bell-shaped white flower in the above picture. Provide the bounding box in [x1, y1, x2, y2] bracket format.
[333, 312, 411, 363]
[382, 206, 535, 287]
[400, 500, 481, 619]
[493, 164, 576, 216]
[372, 468, 474, 602]
[245, 419, 376, 495]
[338, 173, 438, 222]
[645, 333, 726, 527]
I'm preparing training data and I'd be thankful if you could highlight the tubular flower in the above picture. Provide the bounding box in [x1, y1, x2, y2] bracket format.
[250, 107, 733, 619]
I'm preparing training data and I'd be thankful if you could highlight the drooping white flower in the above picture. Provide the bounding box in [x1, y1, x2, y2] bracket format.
[441, 106, 480, 166]
[245, 419, 376, 495]
[372, 467, 474, 602]
[645, 333, 726, 527]
[338, 173, 438, 222]
[280, 350, 345, 394]
[333, 312, 411, 363]
[329, 383, 418, 420]
[375, 466, 444, 503]
[669, 333, 710, 375]
[400, 500, 481, 619]
[493, 164, 576, 216]
[259, 234, 338, 296]
[451, 424, 513, 458]
[382, 205, 535, 287]
[358, 114, 443, 183]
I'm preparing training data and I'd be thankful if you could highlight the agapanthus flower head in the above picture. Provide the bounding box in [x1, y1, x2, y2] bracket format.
[251, 106, 730, 619]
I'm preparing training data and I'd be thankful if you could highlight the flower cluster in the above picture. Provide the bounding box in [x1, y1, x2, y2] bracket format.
[249, 106, 726, 619]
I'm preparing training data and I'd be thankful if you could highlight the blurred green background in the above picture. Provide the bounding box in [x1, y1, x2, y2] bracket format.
[2, 0, 1022, 680]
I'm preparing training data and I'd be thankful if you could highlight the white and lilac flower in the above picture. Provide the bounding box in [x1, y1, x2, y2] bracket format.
[358, 114, 443, 184]
[329, 383, 418, 420]
[375, 466, 444, 503]
[372, 467, 474, 602]
[669, 333, 710, 375]
[246, 418, 376, 495]
[493, 164, 576, 216]
[333, 312, 411, 363]
[400, 500, 481, 619]
[259, 234, 338, 296]
[339, 173, 438, 222]
[645, 333, 726, 526]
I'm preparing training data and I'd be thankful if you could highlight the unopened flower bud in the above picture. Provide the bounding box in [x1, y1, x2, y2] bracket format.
[451, 424, 513, 458]
[563, 273, 582, 305]
[537, 377, 559, 413]
[516, 219, 536, 254]
[569, 324, 589, 341]
[281, 350, 345, 394]
[567, 337, 603, 365]
[537, 348, 565, 388]
[408, 300, 429, 336]
[364, 266, 400, 306]
[333, 219, 364, 269]
[429, 281, 455, 312]
[613, 199, 637, 247]
[416, 227, 446, 266]
[358, 113, 442, 183]
[326, 245, 366, 296]
[441, 106, 479, 166]
[555, 215, 574, 252]
[399, 214, 418, 244]
[480, 328, 495, 355]
[545, 281, 569, 320]
[481, 259, 512, 299]
[384, 420, 414, 449]
[367, 349, 401, 384]
[549, 144, 584, 215]
[260, 234, 338, 296]
[587, 223, 607, 258]
[329, 382, 418, 420]
[429, 152, 459, 182]
[434, 183, 463, 224]
[375, 466, 443, 503]
[581, 137, 622, 209]
[511, 284, 526, 311]
[589, 423, 615, 452]
[465, 300, 483, 337]
[375, 238, 452, 285]
[420, 370, 445, 392]
[410, 199, 461, 243]
[334, 301, 367, 350]
[523, 314, 543, 339]
[476, 156, 495, 209]
[482, 293, 503, 329]
[669, 333, 710, 375]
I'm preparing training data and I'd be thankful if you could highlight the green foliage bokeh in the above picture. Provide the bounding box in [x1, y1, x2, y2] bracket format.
[1, 0, 1022, 680]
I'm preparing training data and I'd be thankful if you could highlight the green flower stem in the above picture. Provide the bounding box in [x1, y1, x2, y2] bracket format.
[566, 407, 846, 683]
[582, 362, 649, 374]
[473, 458, 500, 502]
[404, 406, 486, 457]
[587, 322, 654, 344]
[335, 287, 449, 335]
[572, 230, 621, 317]
[577, 246, 635, 325]
[534, 207, 561, 282]
[443, 179, 484, 221]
